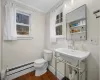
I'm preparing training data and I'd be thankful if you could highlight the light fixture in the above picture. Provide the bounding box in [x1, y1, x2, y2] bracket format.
[64, 4, 67, 8]
[71, 0, 74, 5]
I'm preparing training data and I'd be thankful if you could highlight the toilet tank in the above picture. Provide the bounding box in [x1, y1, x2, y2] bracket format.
[43, 50, 53, 61]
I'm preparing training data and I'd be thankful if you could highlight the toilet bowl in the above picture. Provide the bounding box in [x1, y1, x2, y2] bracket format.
[34, 58, 48, 76]
[34, 50, 53, 76]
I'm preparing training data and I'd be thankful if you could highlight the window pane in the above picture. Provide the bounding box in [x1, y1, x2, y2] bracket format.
[60, 18, 63, 22]
[56, 25, 62, 35]
[56, 20, 59, 24]
[56, 15, 59, 20]
[16, 13, 29, 24]
[16, 25, 29, 35]
[60, 12, 63, 17]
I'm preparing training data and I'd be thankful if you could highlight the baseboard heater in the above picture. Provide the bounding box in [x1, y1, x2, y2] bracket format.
[5, 61, 35, 80]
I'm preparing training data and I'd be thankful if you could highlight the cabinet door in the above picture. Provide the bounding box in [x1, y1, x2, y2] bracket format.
[66, 5, 86, 23]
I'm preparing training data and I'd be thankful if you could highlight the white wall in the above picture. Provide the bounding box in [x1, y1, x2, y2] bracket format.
[99, 18, 100, 80]
[2, 0, 46, 70]
[0, 0, 1, 73]
[45, 0, 100, 80]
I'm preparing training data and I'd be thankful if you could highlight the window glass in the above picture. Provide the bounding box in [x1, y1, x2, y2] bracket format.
[16, 13, 29, 24]
[16, 25, 29, 35]
[56, 12, 63, 24]
[16, 11, 31, 36]
[60, 12, 63, 17]
[56, 25, 62, 35]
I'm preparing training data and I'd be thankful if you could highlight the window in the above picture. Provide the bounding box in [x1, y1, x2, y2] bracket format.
[55, 12, 63, 36]
[16, 10, 31, 37]
[56, 12, 63, 24]
[56, 25, 62, 35]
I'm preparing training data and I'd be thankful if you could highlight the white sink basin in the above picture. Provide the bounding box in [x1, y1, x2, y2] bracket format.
[55, 48, 90, 61]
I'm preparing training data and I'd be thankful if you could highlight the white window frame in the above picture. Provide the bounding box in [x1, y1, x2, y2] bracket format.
[15, 8, 33, 39]
[55, 11, 65, 39]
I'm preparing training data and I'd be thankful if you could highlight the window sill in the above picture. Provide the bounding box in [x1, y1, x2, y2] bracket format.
[17, 36, 33, 40]
[56, 35, 65, 39]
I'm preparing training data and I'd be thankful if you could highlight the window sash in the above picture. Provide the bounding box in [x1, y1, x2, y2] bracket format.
[16, 23, 30, 27]
[16, 13, 30, 25]
[16, 9, 32, 38]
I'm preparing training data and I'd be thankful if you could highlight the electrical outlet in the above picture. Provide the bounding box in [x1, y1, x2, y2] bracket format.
[90, 37, 98, 45]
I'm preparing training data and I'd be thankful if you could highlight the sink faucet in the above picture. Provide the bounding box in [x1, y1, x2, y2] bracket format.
[68, 40, 75, 50]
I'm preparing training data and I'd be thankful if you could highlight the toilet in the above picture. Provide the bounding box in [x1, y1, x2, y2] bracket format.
[34, 50, 53, 76]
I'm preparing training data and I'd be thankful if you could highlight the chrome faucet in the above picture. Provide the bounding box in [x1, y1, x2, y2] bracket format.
[68, 40, 75, 50]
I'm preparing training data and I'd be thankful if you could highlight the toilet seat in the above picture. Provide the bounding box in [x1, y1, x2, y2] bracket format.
[34, 63, 44, 67]
[34, 58, 46, 64]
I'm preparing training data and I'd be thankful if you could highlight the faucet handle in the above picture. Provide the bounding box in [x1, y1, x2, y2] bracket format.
[68, 45, 72, 49]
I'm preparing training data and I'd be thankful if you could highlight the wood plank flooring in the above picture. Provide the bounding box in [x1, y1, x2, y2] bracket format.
[13, 71, 59, 80]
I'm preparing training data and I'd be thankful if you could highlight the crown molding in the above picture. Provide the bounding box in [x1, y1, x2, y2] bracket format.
[47, 0, 66, 14]
[14, 0, 46, 13]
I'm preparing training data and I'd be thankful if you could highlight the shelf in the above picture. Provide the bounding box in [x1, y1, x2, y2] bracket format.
[71, 31, 86, 34]
[70, 24, 86, 28]
[67, 18, 86, 24]
[56, 35, 65, 39]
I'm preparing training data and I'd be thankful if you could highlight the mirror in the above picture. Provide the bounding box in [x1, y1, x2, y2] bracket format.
[66, 5, 87, 41]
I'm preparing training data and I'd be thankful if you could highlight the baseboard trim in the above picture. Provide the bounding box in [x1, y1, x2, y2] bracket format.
[48, 65, 64, 80]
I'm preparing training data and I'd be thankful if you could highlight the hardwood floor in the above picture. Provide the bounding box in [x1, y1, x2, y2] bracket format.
[13, 71, 58, 80]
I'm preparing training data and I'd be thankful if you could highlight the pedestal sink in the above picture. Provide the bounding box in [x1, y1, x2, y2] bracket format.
[54, 48, 90, 80]
[55, 48, 90, 61]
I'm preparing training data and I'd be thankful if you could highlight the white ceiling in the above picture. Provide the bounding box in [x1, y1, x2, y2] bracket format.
[16, 0, 61, 13]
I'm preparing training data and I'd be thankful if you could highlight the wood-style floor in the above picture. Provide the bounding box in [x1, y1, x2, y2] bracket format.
[13, 71, 58, 80]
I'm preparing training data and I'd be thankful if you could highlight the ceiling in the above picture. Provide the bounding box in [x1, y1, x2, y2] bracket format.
[16, 0, 62, 13]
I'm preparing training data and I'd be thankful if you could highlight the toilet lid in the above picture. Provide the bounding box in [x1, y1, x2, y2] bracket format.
[34, 58, 46, 64]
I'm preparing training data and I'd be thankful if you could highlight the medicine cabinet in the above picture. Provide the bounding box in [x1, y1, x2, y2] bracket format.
[66, 5, 87, 41]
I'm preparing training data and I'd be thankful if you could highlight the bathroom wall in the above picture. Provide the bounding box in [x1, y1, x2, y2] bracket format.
[0, 0, 1, 72]
[2, 0, 46, 70]
[45, 0, 100, 80]
[99, 18, 100, 80]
